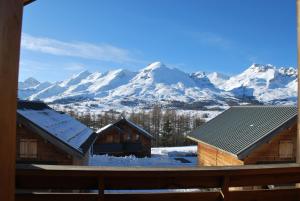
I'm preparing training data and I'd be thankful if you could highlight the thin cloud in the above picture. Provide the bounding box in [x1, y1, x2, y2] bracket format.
[21, 33, 139, 64]
[20, 60, 86, 74]
[187, 31, 232, 49]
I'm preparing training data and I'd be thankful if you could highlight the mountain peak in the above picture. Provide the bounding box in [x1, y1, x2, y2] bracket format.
[24, 77, 40, 85]
[144, 61, 166, 71]
[248, 63, 275, 72]
[191, 71, 206, 78]
[19, 77, 40, 89]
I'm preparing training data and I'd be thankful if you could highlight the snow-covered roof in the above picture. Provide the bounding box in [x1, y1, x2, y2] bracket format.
[96, 123, 113, 134]
[17, 100, 95, 157]
[96, 118, 153, 139]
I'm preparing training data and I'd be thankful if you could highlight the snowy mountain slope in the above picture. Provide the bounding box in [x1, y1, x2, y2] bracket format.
[207, 72, 230, 87]
[19, 62, 297, 110]
[105, 62, 235, 106]
[219, 64, 297, 103]
[28, 69, 137, 102]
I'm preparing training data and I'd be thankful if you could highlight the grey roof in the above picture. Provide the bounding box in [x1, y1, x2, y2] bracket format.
[17, 100, 95, 157]
[188, 106, 297, 159]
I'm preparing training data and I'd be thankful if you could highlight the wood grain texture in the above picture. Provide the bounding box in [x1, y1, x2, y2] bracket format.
[244, 123, 297, 165]
[198, 143, 243, 166]
[0, 0, 23, 201]
[15, 192, 222, 201]
[16, 124, 74, 165]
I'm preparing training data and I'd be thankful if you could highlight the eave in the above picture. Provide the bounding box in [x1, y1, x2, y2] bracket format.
[23, 0, 35, 6]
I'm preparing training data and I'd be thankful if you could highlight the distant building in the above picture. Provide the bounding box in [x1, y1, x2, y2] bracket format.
[16, 100, 96, 165]
[93, 118, 153, 157]
[188, 106, 297, 166]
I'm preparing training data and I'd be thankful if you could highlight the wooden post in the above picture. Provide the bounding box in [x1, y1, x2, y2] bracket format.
[0, 0, 23, 201]
[297, 0, 300, 166]
[221, 176, 230, 201]
[98, 177, 105, 201]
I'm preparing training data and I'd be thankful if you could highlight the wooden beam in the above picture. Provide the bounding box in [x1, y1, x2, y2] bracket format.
[16, 192, 222, 201]
[23, 0, 35, 6]
[15, 163, 300, 190]
[297, 0, 300, 173]
[0, 0, 23, 201]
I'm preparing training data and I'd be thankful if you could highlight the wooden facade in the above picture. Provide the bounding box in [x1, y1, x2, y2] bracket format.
[15, 100, 95, 166]
[197, 123, 297, 166]
[16, 121, 91, 165]
[197, 142, 244, 166]
[16, 124, 73, 165]
[93, 118, 153, 157]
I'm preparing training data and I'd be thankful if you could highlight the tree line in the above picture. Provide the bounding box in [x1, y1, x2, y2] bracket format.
[59, 105, 207, 147]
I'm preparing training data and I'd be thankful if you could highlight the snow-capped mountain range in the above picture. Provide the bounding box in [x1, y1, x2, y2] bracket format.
[18, 62, 297, 111]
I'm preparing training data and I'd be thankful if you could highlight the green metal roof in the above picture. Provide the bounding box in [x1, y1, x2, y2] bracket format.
[188, 106, 297, 159]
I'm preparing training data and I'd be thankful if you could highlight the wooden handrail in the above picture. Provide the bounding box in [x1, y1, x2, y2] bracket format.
[16, 163, 300, 201]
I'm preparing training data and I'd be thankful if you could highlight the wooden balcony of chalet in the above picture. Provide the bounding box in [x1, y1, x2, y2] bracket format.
[15, 163, 300, 201]
[1, 0, 300, 201]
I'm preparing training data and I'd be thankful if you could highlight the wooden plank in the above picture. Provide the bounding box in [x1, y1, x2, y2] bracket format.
[16, 163, 300, 177]
[15, 192, 222, 201]
[230, 188, 300, 201]
[230, 173, 300, 187]
[16, 163, 300, 190]
[16, 174, 221, 189]
[0, 0, 23, 201]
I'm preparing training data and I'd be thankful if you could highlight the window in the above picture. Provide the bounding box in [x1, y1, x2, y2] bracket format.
[279, 140, 293, 158]
[20, 139, 37, 158]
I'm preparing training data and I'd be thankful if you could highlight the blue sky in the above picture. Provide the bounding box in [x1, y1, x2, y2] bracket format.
[20, 0, 296, 82]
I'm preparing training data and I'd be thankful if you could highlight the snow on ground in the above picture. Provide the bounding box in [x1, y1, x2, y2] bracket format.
[90, 146, 201, 193]
[89, 146, 198, 167]
[151, 145, 197, 157]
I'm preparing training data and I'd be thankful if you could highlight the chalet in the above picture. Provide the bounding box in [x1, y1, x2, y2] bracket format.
[188, 106, 297, 166]
[93, 117, 153, 157]
[16, 100, 96, 165]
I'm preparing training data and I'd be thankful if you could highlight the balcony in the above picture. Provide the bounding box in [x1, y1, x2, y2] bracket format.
[16, 163, 300, 201]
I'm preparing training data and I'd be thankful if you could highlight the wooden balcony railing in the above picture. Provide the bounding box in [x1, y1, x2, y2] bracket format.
[16, 163, 300, 201]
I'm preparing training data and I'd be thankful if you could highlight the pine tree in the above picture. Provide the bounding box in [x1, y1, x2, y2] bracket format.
[160, 112, 173, 147]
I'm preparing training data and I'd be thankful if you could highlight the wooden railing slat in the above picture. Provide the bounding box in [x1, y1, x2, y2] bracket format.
[15, 192, 222, 201]
[16, 175, 222, 189]
[15, 163, 300, 201]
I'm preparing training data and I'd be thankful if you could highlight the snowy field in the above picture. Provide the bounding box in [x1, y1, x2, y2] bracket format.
[89, 145, 198, 167]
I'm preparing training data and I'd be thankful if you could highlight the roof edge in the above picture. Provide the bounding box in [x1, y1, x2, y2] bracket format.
[186, 136, 239, 159]
[124, 118, 154, 139]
